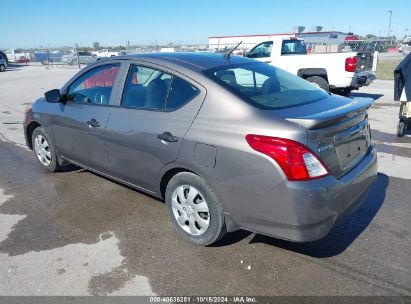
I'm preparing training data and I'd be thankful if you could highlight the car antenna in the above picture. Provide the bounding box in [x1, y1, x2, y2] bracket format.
[224, 41, 242, 59]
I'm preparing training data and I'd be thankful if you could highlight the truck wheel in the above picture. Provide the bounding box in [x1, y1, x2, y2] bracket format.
[397, 121, 405, 137]
[70, 59, 77, 66]
[0, 64, 5, 72]
[306, 76, 329, 91]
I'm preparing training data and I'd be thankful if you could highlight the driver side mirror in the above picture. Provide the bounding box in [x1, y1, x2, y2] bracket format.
[44, 89, 61, 103]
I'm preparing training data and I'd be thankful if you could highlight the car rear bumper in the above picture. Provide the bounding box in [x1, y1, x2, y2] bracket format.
[226, 146, 378, 242]
[350, 73, 376, 88]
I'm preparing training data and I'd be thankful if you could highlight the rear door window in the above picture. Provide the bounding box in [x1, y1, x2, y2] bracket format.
[67, 64, 120, 104]
[166, 78, 199, 110]
[121, 64, 198, 111]
[121, 65, 171, 109]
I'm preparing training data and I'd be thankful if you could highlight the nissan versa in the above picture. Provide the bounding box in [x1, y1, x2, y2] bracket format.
[23, 53, 377, 245]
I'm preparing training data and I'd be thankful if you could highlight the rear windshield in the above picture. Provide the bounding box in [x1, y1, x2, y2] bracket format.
[204, 62, 328, 109]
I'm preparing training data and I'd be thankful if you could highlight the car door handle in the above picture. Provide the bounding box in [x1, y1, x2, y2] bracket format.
[157, 132, 178, 143]
[87, 118, 100, 128]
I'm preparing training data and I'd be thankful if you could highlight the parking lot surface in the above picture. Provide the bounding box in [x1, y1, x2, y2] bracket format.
[0, 65, 410, 296]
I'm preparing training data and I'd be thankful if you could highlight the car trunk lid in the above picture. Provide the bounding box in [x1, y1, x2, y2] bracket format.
[273, 95, 373, 178]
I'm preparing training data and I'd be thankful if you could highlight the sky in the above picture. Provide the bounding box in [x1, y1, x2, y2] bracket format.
[0, 0, 410, 49]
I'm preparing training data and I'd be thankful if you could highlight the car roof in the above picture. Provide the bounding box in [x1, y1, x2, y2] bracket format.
[111, 52, 256, 71]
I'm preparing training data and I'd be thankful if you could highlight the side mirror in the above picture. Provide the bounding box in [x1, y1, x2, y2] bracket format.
[44, 89, 61, 103]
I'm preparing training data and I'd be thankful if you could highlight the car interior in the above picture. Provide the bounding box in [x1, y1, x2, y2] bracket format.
[122, 65, 198, 110]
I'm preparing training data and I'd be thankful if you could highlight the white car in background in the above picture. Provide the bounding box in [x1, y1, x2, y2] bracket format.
[92, 49, 119, 57]
[4, 49, 30, 63]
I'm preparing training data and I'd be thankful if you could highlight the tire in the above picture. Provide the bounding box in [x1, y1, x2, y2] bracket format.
[0, 64, 5, 72]
[306, 76, 329, 91]
[397, 121, 405, 137]
[69, 59, 77, 66]
[165, 172, 226, 245]
[41, 59, 48, 65]
[32, 126, 61, 172]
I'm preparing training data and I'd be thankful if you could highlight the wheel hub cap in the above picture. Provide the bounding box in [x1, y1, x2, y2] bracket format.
[171, 185, 210, 236]
[34, 134, 51, 166]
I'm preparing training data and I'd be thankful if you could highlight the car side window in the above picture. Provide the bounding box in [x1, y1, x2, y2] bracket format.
[121, 65, 172, 110]
[248, 41, 273, 58]
[67, 64, 120, 105]
[166, 77, 199, 110]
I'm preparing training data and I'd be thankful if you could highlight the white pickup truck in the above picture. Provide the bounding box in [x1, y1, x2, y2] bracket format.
[92, 49, 119, 58]
[245, 36, 377, 95]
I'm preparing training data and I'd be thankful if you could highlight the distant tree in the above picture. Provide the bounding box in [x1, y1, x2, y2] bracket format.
[77, 47, 92, 51]
[365, 34, 377, 40]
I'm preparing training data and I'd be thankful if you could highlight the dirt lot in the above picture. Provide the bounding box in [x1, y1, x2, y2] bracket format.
[0, 65, 410, 296]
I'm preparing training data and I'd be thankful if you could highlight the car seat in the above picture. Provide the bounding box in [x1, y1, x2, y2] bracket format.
[145, 78, 168, 109]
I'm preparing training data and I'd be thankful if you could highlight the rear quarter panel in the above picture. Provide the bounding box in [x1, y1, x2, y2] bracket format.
[171, 80, 308, 226]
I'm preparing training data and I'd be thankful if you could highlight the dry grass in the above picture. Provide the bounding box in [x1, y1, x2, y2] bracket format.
[376, 58, 402, 80]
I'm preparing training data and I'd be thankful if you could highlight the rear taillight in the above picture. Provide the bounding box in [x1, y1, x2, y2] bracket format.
[245, 135, 329, 181]
[345, 56, 357, 72]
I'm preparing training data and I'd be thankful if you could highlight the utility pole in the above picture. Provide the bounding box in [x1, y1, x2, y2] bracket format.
[75, 43, 80, 68]
[387, 10, 393, 39]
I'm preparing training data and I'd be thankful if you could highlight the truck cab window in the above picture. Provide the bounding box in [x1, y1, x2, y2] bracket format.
[247, 41, 273, 59]
[281, 40, 307, 55]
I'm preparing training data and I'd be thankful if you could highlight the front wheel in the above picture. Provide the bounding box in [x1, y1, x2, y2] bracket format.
[397, 121, 406, 137]
[165, 172, 226, 245]
[32, 127, 61, 172]
[306, 76, 329, 91]
[0, 64, 5, 72]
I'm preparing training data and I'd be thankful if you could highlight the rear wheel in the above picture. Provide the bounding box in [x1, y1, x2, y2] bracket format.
[397, 121, 406, 137]
[32, 127, 61, 172]
[70, 59, 77, 66]
[0, 64, 5, 72]
[306, 76, 329, 91]
[165, 172, 226, 245]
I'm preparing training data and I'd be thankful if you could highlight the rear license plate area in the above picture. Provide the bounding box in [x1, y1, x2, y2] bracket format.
[334, 119, 370, 171]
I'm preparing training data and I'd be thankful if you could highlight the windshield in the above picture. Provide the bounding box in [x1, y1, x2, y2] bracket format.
[281, 39, 307, 55]
[204, 62, 328, 109]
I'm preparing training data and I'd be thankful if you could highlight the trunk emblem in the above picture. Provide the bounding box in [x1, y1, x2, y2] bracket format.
[317, 143, 334, 153]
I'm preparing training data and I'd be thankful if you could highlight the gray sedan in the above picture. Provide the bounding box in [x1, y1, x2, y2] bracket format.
[23, 53, 377, 245]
